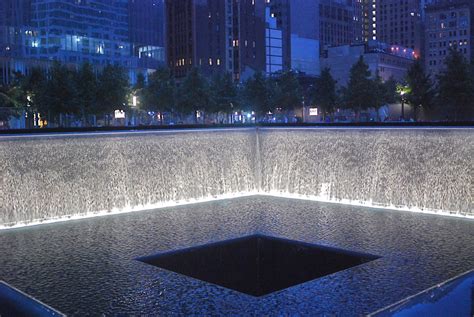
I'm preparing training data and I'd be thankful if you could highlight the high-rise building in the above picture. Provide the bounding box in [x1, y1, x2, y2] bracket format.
[265, 0, 291, 74]
[362, 0, 423, 56]
[129, 0, 165, 48]
[129, 0, 165, 68]
[290, 0, 319, 41]
[361, 0, 373, 43]
[165, 0, 227, 78]
[289, 0, 320, 75]
[319, 0, 359, 49]
[0, 0, 166, 84]
[0, 0, 31, 28]
[26, 0, 131, 65]
[238, 0, 267, 79]
[425, 0, 474, 75]
[165, 0, 290, 80]
[0, 0, 31, 57]
[165, 0, 189, 78]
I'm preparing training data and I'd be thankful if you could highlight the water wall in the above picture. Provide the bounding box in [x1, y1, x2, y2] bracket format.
[259, 128, 473, 216]
[0, 127, 472, 227]
[0, 129, 259, 226]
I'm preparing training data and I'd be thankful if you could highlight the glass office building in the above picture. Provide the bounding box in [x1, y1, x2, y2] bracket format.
[25, 0, 131, 65]
[265, 7, 284, 74]
[265, 0, 291, 75]
[0, 0, 165, 84]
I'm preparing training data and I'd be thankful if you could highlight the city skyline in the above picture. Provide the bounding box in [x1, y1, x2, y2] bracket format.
[1, 0, 461, 84]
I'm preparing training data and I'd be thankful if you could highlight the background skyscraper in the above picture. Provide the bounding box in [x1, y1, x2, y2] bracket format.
[0, 0, 440, 85]
[129, 0, 165, 68]
[28, 0, 130, 65]
[165, 0, 290, 80]
[165, 0, 228, 78]
[319, 0, 359, 49]
[289, 0, 320, 75]
[0, 0, 31, 57]
[424, 0, 473, 74]
[362, 0, 424, 56]
[0, 0, 166, 84]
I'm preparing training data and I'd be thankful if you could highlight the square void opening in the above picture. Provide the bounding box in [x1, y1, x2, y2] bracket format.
[137, 234, 379, 297]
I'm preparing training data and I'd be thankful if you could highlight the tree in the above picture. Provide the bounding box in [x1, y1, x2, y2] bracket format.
[43, 62, 79, 124]
[273, 71, 302, 114]
[381, 76, 398, 105]
[436, 48, 473, 121]
[373, 74, 398, 119]
[135, 73, 146, 92]
[133, 72, 146, 107]
[96, 64, 129, 118]
[0, 78, 23, 122]
[343, 56, 377, 118]
[144, 68, 176, 123]
[176, 68, 210, 122]
[76, 63, 98, 125]
[21, 68, 47, 114]
[208, 72, 237, 116]
[404, 59, 434, 121]
[311, 67, 337, 119]
[242, 72, 273, 120]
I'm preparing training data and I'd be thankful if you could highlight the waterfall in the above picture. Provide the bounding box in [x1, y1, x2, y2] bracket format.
[0, 129, 259, 227]
[254, 128, 263, 193]
[259, 128, 473, 216]
[0, 127, 472, 227]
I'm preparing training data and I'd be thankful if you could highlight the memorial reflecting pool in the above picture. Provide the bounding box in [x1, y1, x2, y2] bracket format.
[0, 196, 473, 315]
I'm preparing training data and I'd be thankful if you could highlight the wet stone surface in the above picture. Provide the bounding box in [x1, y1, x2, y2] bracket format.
[0, 196, 473, 315]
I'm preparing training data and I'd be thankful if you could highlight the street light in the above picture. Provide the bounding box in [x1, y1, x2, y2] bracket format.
[26, 94, 32, 129]
[130, 95, 138, 126]
[397, 84, 409, 121]
[400, 90, 405, 120]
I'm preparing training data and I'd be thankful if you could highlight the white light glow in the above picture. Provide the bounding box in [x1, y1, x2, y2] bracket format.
[0, 192, 257, 230]
[1, 191, 471, 231]
[114, 110, 125, 119]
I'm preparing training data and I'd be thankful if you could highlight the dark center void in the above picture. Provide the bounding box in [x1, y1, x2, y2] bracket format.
[137, 234, 380, 297]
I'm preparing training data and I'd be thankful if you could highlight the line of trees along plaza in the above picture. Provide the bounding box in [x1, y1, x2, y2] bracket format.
[0, 48, 473, 128]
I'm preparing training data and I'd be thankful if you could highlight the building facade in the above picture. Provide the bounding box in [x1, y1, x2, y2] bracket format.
[0, 0, 31, 57]
[289, 0, 320, 75]
[0, 0, 166, 84]
[26, 0, 131, 66]
[319, 0, 359, 49]
[165, 0, 292, 80]
[129, 0, 165, 69]
[0, 0, 31, 28]
[425, 0, 473, 75]
[321, 40, 415, 87]
[362, 0, 424, 57]
[265, 0, 291, 74]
